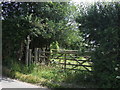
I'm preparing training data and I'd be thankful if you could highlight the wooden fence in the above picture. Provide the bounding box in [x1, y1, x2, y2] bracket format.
[26, 48, 93, 72]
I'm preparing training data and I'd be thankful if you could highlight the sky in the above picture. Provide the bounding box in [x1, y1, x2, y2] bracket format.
[71, 0, 118, 6]
[72, 0, 95, 3]
[71, 0, 117, 3]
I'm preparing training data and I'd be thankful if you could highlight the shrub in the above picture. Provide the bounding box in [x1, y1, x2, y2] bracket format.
[76, 2, 120, 88]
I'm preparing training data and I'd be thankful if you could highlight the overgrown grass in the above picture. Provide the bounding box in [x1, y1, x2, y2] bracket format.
[3, 58, 96, 88]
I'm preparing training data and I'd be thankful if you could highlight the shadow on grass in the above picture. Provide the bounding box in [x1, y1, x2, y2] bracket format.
[62, 70, 97, 88]
[2, 58, 97, 88]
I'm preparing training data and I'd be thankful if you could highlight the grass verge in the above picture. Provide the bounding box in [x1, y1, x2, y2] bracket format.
[2, 58, 96, 88]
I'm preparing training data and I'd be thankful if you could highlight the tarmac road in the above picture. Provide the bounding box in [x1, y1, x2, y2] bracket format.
[0, 76, 48, 89]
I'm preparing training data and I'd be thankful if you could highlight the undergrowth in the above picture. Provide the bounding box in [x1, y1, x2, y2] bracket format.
[2, 58, 96, 88]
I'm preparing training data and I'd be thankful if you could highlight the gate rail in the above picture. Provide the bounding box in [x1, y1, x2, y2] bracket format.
[26, 48, 93, 72]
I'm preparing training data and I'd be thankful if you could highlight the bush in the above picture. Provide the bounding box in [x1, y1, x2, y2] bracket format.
[76, 2, 120, 88]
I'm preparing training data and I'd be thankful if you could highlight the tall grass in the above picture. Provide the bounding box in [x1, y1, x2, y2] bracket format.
[3, 58, 96, 88]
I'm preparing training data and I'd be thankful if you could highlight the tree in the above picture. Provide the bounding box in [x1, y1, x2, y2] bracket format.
[2, 2, 81, 64]
[76, 2, 120, 88]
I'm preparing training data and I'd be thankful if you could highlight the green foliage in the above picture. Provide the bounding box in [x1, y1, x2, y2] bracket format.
[50, 41, 59, 50]
[15, 72, 46, 84]
[3, 58, 96, 88]
[64, 71, 95, 87]
[2, 2, 83, 62]
[76, 2, 120, 88]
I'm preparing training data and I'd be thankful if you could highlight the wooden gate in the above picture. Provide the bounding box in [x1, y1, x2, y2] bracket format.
[26, 48, 93, 72]
[50, 49, 93, 72]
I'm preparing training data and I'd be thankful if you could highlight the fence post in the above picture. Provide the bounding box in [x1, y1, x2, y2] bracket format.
[29, 49, 32, 65]
[43, 48, 46, 64]
[38, 48, 42, 63]
[25, 35, 31, 66]
[34, 48, 38, 64]
[26, 48, 28, 66]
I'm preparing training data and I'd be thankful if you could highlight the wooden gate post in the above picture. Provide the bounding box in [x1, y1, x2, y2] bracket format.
[29, 49, 32, 65]
[26, 35, 31, 66]
[34, 48, 38, 64]
[38, 48, 42, 63]
[43, 48, 46, 64]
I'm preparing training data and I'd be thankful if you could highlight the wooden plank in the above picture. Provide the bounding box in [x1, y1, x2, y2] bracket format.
[53, 57, 66, 59]
[69, 55, 81, 64]
[58, 52, 77, 54]
[28, 49, 32, 65]
[52, 58, 92, 63]
[39, 56, 48, 58]
[51, 49, 78, 52]
[51, 51, 78, 54]
[34, 48, 38, 63]
[53, 56, 80, 58]
[25, 35, 31, 66]
[54, 53, 64, 58]
[40, 51, 51, 54]
[43, 48, 46, 63]
[51, 49, 92, 55]
[70, 55, 90, 59]
[81, 65, 92, 72]
[38, 48, 41, 62]
[59, 63, 92, 67]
